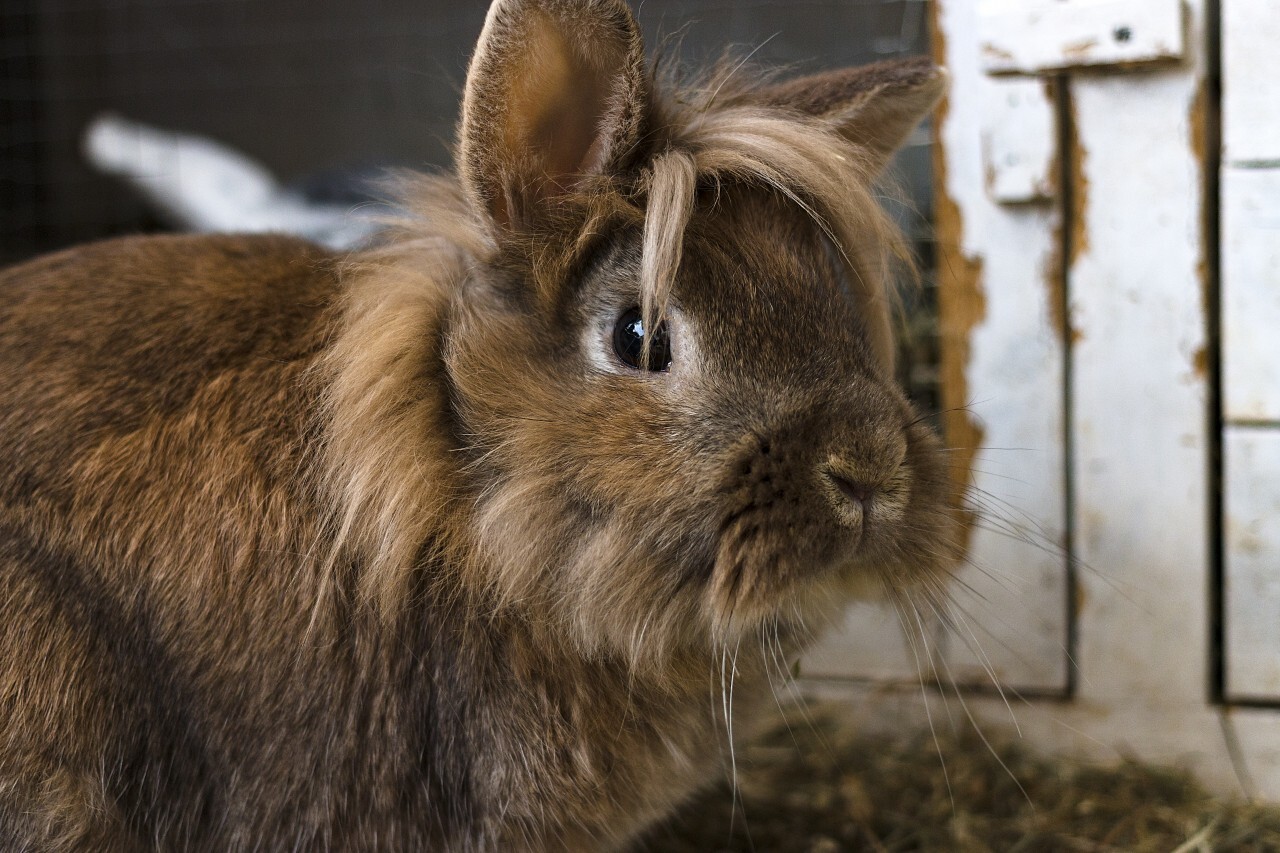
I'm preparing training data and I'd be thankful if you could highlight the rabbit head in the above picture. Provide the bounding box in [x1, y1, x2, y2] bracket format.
[328, 0, 960, 667]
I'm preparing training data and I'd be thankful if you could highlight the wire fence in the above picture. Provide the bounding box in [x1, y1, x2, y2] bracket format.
[0, 0, 937, 409]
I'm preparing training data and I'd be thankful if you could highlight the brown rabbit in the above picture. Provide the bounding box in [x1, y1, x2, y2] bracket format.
[0, 0, 959, 849]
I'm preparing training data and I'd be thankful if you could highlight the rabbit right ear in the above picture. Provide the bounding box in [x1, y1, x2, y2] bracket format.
[458, 0, 648, 233]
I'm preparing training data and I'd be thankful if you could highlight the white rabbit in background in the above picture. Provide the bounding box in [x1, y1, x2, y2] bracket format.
[84, 113, 384, 250]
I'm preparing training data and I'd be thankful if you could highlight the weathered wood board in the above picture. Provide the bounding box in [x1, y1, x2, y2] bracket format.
[1222, 167, 1280, 422]
[1222, 0, 1280, 164]
[817, 0, 1280, 808]
[926, 0, 1070, 693]
[804, 601, 929, 684]
[1068, 67, 1210, 708]
[982, 78, 1058, 203]
[1224, 428, 1280, 701]
[809, 3, 1072, 692]
[978, 0, 1185, 75]
[1227, 709, 1280, 799]
[1220, 0, 1280, 706]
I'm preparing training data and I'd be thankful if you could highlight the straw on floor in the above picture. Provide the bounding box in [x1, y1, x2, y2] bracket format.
[634, 704, 1280, 852]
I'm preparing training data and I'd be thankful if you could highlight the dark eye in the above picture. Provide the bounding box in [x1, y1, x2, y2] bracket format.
[612, 306, 672, 372]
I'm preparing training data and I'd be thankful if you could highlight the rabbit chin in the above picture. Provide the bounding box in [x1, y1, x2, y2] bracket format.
[471, 494, 817, 666]
[468, 424, 960, 667]
[698, 532, 911, 652]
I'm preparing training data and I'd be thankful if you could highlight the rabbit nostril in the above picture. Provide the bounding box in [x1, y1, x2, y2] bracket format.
[827, 472, 874, 507]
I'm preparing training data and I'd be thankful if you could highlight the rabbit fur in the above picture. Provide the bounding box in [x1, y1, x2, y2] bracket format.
[0, 0, 960, 849]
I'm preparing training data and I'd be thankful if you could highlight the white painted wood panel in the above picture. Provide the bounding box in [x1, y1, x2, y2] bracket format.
[1223, 167, 1280, 422]
[942, 213, 1070, 692]
[1224, 427, 1280, 701]
[978, 0, 1185, 75]
[817, 0, 1280, 809]
[983, 78, 1057, 203]
[1223, 0, 1280, 164]
[1228, 709, 1280, 800]
[811, 1, 1071, 693]
[813, 681, 1264, 801]
[804, 601, 929, 683]
[1220, 0, 1280, 705]
[934, 0, 1070, 692]
[1069, 65, 1210, 707]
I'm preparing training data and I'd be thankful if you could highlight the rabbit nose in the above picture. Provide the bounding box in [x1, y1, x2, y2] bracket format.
[827, 471, 874, 507]
[822, 469, 876, 527]
[819, 426, 907, 528]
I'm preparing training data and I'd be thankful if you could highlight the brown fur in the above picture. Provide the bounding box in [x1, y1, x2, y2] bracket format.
[0, 1, 958, 849]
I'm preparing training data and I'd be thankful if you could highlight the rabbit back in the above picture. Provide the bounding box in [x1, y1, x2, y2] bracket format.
[0, 234, 356, 848]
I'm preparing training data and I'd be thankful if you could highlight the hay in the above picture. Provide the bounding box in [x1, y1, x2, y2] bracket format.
[634, 705, 1280, 852]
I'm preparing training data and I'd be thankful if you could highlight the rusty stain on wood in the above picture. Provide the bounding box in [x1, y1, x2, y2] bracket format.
[986, 58, 1181, 78]
[1042, 76, 1076, 346]
[931, 5, 985, 550]
[1043, 238, 1073, 345]
[997, 56, 1183, 77]
[1063, 38, 1101, 59]
[981, 43, 1016, 62]
[1067, 90, 1090, 272]
[1073, 574, 1088, 618]
[1189, 81, 1208, 197]
[1194, 346, 1209, 378]
[1189, 79, 1214, 348]
[1042, 79, 1086, 346]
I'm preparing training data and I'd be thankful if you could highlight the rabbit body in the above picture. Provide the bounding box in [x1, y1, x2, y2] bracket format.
[0, 233, 726, 853]
[0, 0, 959, 850]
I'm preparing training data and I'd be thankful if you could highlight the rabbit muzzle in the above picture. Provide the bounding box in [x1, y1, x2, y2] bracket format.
[707, 390, 916, 624]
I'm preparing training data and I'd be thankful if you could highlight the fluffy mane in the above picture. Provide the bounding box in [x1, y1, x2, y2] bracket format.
[314, 64, 917, 644]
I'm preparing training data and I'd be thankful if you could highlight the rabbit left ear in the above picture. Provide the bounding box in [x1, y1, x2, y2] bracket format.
[758, 57, 946, 174]
[458, 0, 648, 232]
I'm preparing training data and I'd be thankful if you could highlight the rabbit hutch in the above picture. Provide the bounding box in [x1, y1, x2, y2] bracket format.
[1, 0, 1277, 814]
[809, 0, 1280, 804]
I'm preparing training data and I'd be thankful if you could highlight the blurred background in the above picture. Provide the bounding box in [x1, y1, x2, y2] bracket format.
[0, 0, 939, 408]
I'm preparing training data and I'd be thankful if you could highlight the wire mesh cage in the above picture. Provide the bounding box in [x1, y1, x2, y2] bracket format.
[0, 0, 937, 408]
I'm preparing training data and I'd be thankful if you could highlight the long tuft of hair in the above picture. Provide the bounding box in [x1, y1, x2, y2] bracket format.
[639, 58, 914, 370]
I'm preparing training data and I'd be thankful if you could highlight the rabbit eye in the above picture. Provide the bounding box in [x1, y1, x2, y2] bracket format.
[612, 306, 672, 372]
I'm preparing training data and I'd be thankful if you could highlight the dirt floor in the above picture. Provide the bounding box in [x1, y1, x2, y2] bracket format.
[634, 705, 1280, 852]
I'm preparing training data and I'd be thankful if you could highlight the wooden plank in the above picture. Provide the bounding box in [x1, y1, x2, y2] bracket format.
[1221, 0, 1280, 703]
[810, 0, 1070, 693]
[983, 78, 1058, 203]
[1069, 60, 1210, 706]
[1222, 167, 1280, 422]
[1224, 428, 1280, 701]
[1227, 708, 1280, 800]
[804, 601, 930, 683]
[1222, 0, 1280, 164]
[978, 0, 1185, 75]
[813, 680, 1256, 802]
[1218, 163, 1280, 422]
[934, 0, 1070, 692]
[817, 0, 1280, 809]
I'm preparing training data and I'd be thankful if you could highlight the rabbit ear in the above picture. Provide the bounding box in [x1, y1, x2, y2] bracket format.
[458, 0, 647, 231]
[758, 57, 946, 174]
